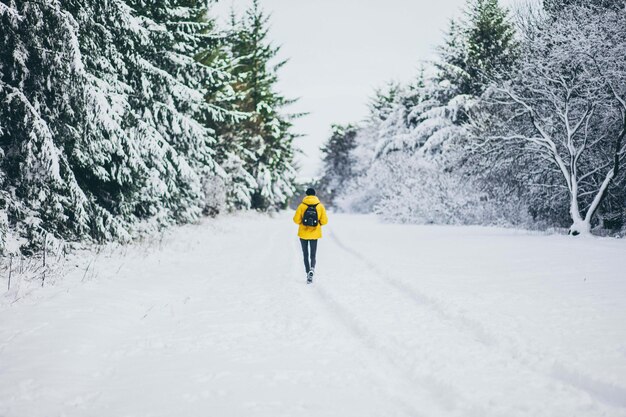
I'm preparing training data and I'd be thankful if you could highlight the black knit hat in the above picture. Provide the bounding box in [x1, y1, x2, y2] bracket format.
[305, 188, 316, 196]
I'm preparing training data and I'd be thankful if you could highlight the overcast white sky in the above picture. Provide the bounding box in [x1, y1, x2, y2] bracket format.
[213, 0, 518, 178]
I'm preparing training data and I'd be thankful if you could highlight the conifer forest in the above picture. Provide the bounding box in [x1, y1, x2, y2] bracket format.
[1, 0, 296, 253]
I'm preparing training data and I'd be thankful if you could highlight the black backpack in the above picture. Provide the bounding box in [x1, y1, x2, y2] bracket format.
[302, 204, 319, 227]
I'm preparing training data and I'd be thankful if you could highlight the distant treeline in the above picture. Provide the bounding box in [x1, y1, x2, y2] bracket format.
[319, 0, 626, 236]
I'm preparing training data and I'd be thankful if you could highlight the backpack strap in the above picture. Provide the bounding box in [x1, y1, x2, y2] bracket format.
[304, 203, 319, 208]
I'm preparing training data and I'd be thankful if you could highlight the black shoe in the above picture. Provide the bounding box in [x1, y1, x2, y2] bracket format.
[307, 270, 314, 284]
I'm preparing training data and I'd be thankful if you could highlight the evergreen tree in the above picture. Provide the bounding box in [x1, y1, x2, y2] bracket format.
[437, 0, 516, 97]
[0, 0, 93, 249]
[464, 0, 517, 95]
[122, 0, 228, 222]
[368, 82, 403, 122]
[66, 0, 162, 240]
[318, 125, 358, 206]
[218, 0, 297, 210]
[436, 19, 470, 98]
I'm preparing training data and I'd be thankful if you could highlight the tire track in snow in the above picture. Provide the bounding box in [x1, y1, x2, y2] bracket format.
[288, 234, 427, 416]
[268, 223, 438, 416]
[302, 233, 488, 415]
[329, 229, 626, 411]
[313, 283, 484, 417]
[329, 231, 495, 346]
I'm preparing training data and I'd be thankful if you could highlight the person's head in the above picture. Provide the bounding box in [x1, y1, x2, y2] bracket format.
[305, 188, 316, 196]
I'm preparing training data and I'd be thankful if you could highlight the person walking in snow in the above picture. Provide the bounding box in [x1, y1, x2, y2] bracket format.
[293, 188, 328, 284]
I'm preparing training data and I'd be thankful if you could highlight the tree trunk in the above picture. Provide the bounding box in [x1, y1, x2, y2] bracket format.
[568, 198, 591, 236]
[569, 217, 591, 236]
[568, 172, 591, 236]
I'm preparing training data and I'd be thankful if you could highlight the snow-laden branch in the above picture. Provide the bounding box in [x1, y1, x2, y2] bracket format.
[0, 1, 23, 21]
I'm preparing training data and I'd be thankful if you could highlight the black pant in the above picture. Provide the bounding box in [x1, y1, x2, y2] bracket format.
[300, 239, 318, 274]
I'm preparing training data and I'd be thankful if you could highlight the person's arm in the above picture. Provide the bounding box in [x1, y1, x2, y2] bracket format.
[319, 204, 328, 226]
[293, 205, 303, 225]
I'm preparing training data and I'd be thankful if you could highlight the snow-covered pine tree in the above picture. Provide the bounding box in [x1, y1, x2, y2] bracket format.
[373, 74, 470, 159]
[1, 0, 240, 251]
[61, 0, 160, 242]
[218, 0, 297, 210]
[0, 0, 95, 251]
[65, 0, 232, 239]
[197, 9, 258, 211]
[434, 0, 516, 99]
[318, 124, 358, 207]
[463, 0, 517, 95]
[436, 18, 470, 99]
[121, 0, 230, 223]
[374, 0, 516, 158]
[86, 0, 242, 225]
[368, 82, 403, 123]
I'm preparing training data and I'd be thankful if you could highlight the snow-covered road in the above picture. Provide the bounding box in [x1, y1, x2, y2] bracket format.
[1, 213, 626, 417]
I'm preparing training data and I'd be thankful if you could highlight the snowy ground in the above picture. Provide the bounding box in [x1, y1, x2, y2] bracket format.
[1, 212, 626, 417]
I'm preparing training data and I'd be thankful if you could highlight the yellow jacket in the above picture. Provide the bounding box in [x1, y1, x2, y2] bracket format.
[293, 195, 328, 240]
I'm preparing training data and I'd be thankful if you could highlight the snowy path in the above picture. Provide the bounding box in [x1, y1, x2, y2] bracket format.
[1, 213, 626, 417]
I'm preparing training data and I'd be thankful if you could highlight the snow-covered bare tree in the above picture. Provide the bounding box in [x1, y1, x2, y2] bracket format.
[543, 0, 624, 17]
[479, 4, 626, 235]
